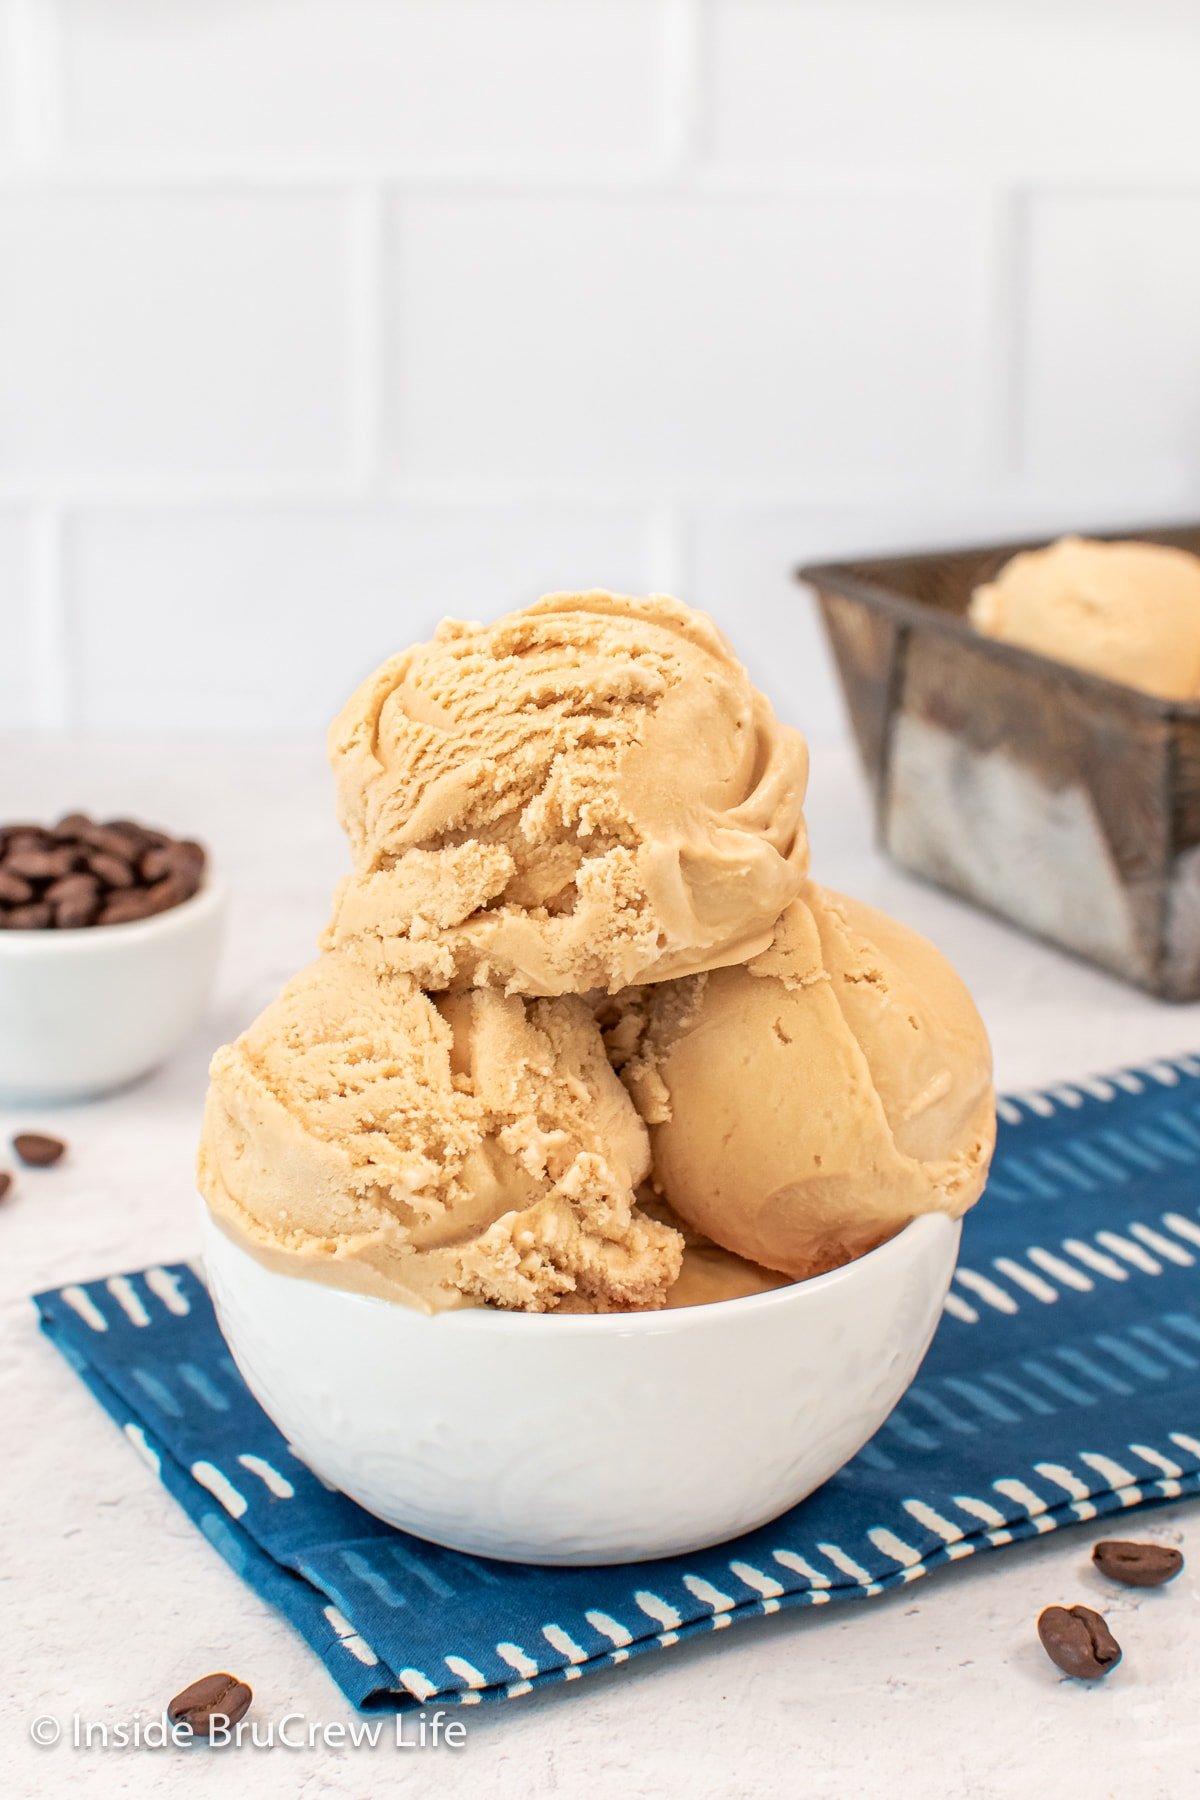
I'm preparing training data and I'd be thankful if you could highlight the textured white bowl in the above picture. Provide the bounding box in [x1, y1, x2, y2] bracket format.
[200, 1202, 960, 1565]
[0, 880, 226, 1103]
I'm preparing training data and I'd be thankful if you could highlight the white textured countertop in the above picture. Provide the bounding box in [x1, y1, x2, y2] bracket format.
[4, 736, 1199, 1799]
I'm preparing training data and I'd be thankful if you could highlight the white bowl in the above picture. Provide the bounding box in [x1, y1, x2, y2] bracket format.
[0, 881, 227, 1104]
[200, 1203, 960, 1565]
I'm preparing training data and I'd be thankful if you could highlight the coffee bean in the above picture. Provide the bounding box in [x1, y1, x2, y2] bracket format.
[167, 1672, 252, 1740]
[0, 869, 34, 905]
[46, 871, 98, 904]
[99, 889, 157, 926]
[142, 840, 206, 884]
[107, 832, 147, 863]
[103, 819, 163, 855]
[1092, 1539, 1183, 1588]
[55, 812, 94, 836]
[54, 890, 100, 929]
[6, 846, 79, 881]
[4, 826, 51, 852]
[0, 1171, 11, 1201]
[70, 821, 138, 860]
[56, 899, 97, 929]
[144, 875, 196, 915]
[87, 850, 136, 889]
[1037, 1604, 1122, 1680]
[12, 1133, 66, 1167]
[5, 902, 53, 928]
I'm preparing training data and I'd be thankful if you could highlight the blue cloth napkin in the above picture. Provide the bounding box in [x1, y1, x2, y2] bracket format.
[36, 1053, 1200, 1713]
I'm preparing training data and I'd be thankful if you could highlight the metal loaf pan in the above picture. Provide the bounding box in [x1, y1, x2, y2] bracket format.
[800, 524, 1200, 1000]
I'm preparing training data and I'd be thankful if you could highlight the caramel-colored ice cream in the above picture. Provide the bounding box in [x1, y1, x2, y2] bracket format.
[640, 1195, 790, 1308]
[198, 954, 682, 1314]
[607, 883, 995, 1281]
[199, 585, 996, 1317]
[969, 535, 1200, 700]
[324, 590, 808, 996]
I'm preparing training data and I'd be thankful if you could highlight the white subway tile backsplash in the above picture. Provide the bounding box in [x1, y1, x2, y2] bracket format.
[0, 1, 1194, 735]
[57, 0, 666, 170]
[0, 511, 36, 727]
[66, 505, 658, 732]
[1025, 194, 1200, 491]
[710, 0, 1200, 180]
[391, 192, 994, 489]
[0, 190, 356, 491]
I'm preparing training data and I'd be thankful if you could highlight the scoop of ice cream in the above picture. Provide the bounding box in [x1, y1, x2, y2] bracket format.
[969, 535, 1200, 700]
[198, 953, 682, 1314]
[606, 882, 995, 1280]
[637, 1193, 790, 1309]
[323, 590, 808, 996]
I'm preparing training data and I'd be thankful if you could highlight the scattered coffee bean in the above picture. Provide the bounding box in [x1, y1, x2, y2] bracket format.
[0, 812, 206, 931]
[0, 1171, 11, 1202]
[1037, 1604, 1122, 1680]
[167, 1672, 253, 1740]
[12, 1133, 66, 1167]
[1092, 1539, 1183, 1588]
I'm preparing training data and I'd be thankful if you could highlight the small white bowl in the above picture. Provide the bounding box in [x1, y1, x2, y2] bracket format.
[200, 1202, 960, 1565]
[0, 880, 227, 1104]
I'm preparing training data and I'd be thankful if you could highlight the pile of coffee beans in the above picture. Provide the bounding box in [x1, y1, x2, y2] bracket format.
[0, 815, 206, 930]
[1037, 1537, 1186, 1681]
